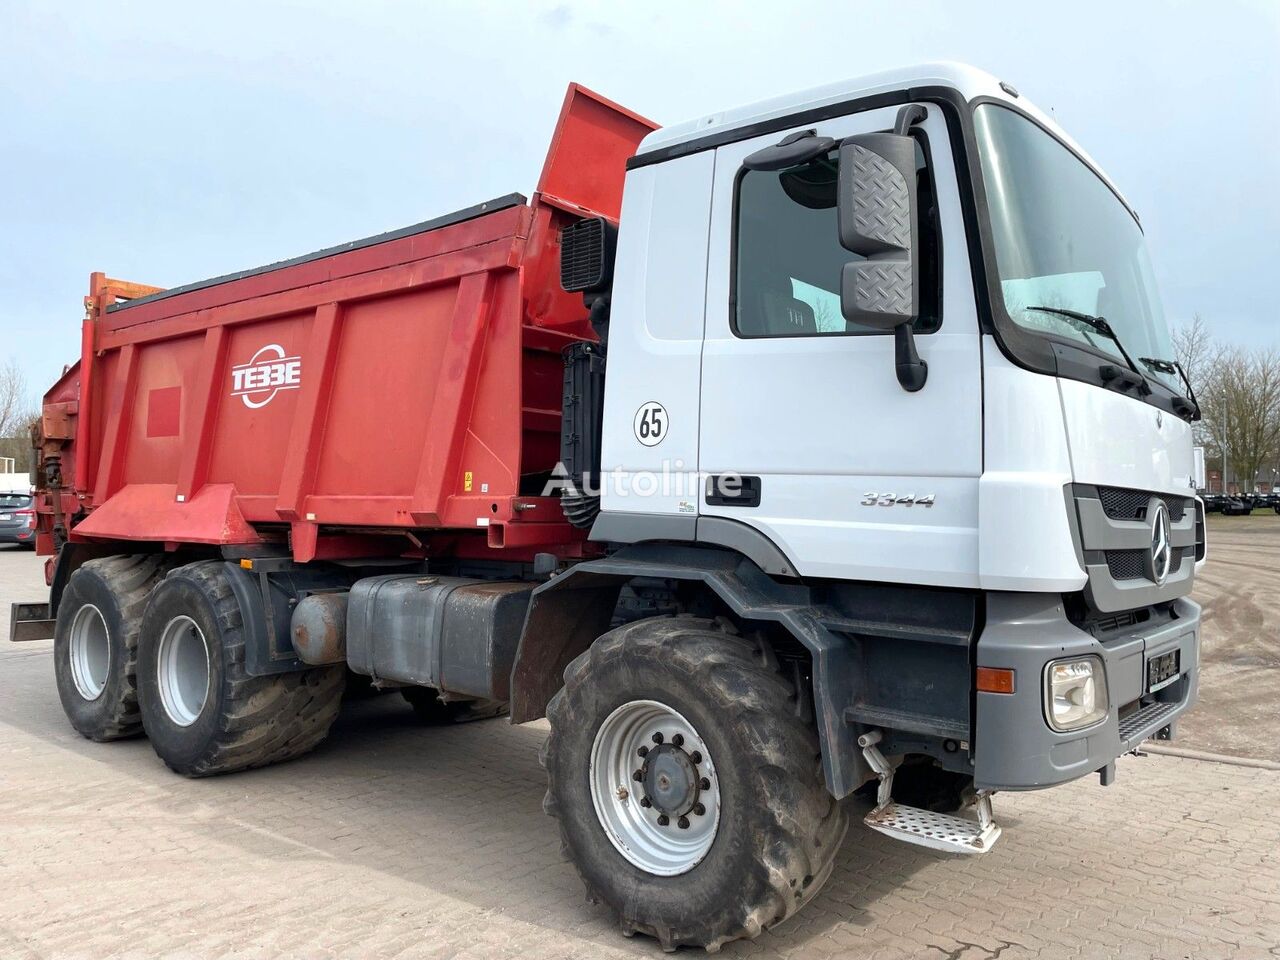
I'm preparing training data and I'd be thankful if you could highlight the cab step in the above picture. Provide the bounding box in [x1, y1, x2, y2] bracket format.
[858, 729, 1002, 855]
[863, 796, 1001, 854]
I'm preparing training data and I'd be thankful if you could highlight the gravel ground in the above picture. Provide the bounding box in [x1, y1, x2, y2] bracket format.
[1179, 513, 1280, 761]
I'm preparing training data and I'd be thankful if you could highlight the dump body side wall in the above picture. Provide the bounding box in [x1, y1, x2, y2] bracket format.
[33, 83, 658, 566]
[69, 203, 571, 558]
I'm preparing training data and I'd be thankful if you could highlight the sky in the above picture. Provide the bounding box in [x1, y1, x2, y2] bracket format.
[2, 0, 1278, 408]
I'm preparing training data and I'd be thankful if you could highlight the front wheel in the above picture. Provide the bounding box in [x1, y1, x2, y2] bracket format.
[542, 616, 847, 952]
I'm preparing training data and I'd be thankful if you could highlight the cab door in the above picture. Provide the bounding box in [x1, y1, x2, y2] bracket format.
[698, 102, 983, 588]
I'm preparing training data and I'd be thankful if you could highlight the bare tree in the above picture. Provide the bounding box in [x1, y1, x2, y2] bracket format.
[1171, 314, 1222, 465]
[0, 412, 40, 473]
[1206, 346, 1280, 491]
[1171, 313, 1216, 396]
[0, 358, 30, 438]
[0, 361, 39, 474]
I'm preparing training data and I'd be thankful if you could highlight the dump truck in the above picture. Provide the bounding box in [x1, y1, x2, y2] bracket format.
[15, 63, 1206, 951]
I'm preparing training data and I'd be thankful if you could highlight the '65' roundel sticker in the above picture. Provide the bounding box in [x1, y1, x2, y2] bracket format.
[230, 343, 302, 409]
[633, 401, 668, 446]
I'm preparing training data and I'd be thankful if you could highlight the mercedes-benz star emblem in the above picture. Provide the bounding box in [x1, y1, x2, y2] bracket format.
[1146, 498, 1173, 586]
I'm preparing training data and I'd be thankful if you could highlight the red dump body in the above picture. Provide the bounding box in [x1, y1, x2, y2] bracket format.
[35, 85, 656, 567]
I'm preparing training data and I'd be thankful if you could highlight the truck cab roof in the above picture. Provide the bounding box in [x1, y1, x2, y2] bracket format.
[633, 61, 1134, 219]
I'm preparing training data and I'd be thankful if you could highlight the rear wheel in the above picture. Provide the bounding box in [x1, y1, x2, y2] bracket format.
[137, 561, 346, 777]
[53, 555, 166, 741]
[542, 616, 847, 952]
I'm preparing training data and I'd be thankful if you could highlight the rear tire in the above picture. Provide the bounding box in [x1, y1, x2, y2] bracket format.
[137, 561, 346, 777]
[542, 615, 847, 952]
[53, 555, 166, 741]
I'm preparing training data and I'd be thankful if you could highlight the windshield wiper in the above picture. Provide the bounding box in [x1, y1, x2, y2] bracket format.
[1024, 306, 1147, 381]
[1139, 356, 1202, 421]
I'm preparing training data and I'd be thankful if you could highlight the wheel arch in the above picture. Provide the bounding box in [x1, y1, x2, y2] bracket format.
[511, 542, 869, 799]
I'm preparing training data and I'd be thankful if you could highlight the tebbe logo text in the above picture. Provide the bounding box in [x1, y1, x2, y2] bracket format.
[230, 343, 302, 408]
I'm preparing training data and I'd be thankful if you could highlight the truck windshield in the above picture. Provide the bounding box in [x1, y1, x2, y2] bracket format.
[973, 103, 1179, 393]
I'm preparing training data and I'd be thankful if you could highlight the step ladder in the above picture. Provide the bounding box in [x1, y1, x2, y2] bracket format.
[858, 730, 1001, 855]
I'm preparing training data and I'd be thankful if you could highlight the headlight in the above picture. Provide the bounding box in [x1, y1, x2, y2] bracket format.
[1044, 656, 1108, 731]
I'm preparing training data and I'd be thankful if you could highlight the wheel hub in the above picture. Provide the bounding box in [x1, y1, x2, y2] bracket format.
[68, 603, 110, 702]
[589, 699, 721, 876]
[156, 614, 211, 727]
[640, 744, 699, 817]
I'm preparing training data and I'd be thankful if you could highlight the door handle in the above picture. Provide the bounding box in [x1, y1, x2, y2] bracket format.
[705, 475, 761, 508]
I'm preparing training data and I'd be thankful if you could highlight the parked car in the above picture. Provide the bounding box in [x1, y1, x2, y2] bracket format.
[0, 492, 36, 546]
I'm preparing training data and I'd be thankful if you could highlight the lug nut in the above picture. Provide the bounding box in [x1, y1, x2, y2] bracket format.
[632, 769, 643, 782]
[652, 732, 664, 745]
[677, 816, 690, 829]
[657, 814, 669, 826]
[671, 733, 684, 747]
[699, 777, 710, 790]
[692, 803, 705, 816]
[690, 751, 702, 764]
[637, 745, 649, 758]
[640, 797, 652, 808]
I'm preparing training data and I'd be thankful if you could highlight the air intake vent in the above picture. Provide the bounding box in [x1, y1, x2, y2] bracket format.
[1098, 486, 1189, 522]
[1194, 499, 1206, 561]
[1105, 549, 1147, 581]
[1105, 548, 1186, 582]
[560, 217, 617, 293]
[1093, 609, 1149, 634]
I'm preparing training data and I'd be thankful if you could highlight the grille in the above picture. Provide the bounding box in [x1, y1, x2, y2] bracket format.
[1105, 548, 1185, 582]
[1105, 549, 1147, 581]
[559, 218, 611, 293]
[1195, 500, 1206, 561]
[1098, 486, 1188, 522]
[1093, 609, 1148, 633]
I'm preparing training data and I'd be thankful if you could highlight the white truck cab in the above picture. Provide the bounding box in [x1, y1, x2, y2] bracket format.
[599, 62, 1198, 595]
[542, 63, 1203, 916]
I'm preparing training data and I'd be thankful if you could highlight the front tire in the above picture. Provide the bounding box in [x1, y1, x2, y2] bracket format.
[542, 616, 847, 952]
[53, 555, 166, 741]
[137, 561, 346, 777]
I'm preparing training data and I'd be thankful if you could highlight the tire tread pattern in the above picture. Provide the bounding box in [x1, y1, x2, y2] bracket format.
[152, 561, 345, 777]
[542, 615, 847, 952]
[69, 554, 167, 741]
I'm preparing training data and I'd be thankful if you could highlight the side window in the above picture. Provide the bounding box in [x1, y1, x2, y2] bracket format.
[732, 139, 940, 338]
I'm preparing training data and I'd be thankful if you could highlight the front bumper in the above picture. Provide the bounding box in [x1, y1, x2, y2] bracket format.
[973, 592, 1200, 791]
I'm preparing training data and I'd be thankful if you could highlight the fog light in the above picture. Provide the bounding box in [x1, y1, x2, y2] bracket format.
[1044, 656, 1108, 732]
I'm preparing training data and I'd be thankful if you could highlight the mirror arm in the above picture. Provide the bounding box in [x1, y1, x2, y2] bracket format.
[893, 103, 928, 136]
[894, 323, 928, 392]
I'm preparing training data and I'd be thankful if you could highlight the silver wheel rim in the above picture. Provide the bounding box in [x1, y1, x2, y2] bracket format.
[589, 699, 721, 876]
[69, 603, 110, 701]
[156, 615, 210, 727]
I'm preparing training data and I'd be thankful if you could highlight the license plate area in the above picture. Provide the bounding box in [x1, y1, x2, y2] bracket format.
[1147, 649, 1180, 693]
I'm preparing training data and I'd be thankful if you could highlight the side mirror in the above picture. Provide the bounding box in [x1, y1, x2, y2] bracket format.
[838, 108, 927, 391]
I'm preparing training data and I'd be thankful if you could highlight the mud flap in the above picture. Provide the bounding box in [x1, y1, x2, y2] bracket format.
[10, 602, 54, 642]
